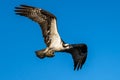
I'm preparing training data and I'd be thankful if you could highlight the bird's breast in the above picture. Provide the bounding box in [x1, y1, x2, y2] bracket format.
[49, 35, 64, 51]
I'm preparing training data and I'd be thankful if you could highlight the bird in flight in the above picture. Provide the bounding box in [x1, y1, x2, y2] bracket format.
[15, 5, 87, 70]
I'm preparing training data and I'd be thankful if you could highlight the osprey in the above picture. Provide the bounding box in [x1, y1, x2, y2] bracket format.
[15, 5, 87, 70]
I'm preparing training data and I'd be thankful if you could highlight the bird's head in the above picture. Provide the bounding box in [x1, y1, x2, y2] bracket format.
[63, 43, 72, 49]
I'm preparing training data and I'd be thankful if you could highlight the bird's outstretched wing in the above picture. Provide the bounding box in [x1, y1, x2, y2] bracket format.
[15, 5, 61, 47]
[66, 44, 87, 70]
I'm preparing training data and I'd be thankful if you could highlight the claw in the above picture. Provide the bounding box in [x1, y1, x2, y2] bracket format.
[45, 53, 55, 58]
[45, 49, 55, 58]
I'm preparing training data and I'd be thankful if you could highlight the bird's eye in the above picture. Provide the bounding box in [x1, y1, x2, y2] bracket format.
[63, 44, 70, 49]
[63, 44, 68, 47]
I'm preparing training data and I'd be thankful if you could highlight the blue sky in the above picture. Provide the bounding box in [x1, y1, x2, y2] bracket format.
[0, 0, 120, 80]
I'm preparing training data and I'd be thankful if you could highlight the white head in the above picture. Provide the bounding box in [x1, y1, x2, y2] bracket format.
[63, 43, 71, 49]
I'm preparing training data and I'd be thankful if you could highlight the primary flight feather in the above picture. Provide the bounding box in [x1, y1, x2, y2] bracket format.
[15, 5, 87, 70]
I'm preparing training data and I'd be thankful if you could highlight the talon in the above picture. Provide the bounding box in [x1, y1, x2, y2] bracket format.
[45, 53, 55, 57]
[45, 49, 55, 58]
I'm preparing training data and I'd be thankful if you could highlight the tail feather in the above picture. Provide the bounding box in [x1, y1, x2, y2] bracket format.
[35, 49, 46, 59]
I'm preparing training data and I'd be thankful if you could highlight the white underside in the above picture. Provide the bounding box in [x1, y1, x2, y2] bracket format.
[49, 34, 64, 51]
[48, 18, 64, 51]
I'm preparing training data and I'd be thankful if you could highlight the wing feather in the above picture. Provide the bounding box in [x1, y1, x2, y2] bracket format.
[65, 44, 87, 70]
[15, 5, 60, 47]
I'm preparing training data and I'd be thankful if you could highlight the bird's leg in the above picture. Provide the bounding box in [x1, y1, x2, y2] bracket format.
[45, 48, 55, 58]
[35, 48, 55, 59]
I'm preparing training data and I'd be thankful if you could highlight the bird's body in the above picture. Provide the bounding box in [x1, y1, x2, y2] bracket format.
[15, 5, 87, 70]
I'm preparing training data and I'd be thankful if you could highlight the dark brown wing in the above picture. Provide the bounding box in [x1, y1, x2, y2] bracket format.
[15, 5, 61, 47]
[66, 44, 87, 70]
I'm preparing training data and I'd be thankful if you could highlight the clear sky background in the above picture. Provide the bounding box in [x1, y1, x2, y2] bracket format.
[0, 0, 120, 80]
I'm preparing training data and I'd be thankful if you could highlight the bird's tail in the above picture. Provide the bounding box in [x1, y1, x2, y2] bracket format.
[35, 49, 46, 59]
